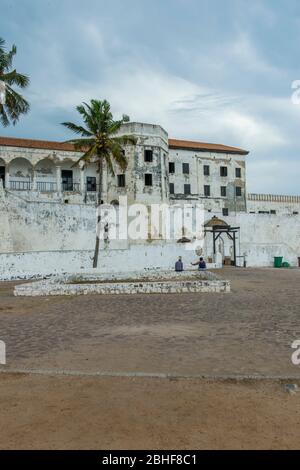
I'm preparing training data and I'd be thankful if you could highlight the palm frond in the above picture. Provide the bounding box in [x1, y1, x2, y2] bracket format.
[112, 134, 137, 146]
[71, 144, 98, 168]
[62, 121, 93, 137]
[76, 103, 98, 135]
[108, 119, 123, 135]
[64, 137, 96, 151]
[104, 154, 114, 176]
[0, 38, 29, 126]
[4, 85, 30, 125]
[2, 70, 29, 88]
[0, 38, 5, 54]
[0, 104, 9, 127]
[61, 99, 134, 175]
[108, 140, 127, 172]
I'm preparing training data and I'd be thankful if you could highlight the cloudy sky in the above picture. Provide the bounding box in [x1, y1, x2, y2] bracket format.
[1, 0, 300, 194]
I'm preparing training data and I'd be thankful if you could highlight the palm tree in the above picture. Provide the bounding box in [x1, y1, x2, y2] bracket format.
[0, 38, 30, 126]
[62, 99, 136, 268]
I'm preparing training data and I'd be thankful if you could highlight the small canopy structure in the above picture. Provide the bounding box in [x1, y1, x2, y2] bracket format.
[204, 216, 240, 266]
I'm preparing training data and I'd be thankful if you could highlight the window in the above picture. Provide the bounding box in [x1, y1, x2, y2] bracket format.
[182, 163, 190, 175]
[184, 184, 191, 195]
[145, 174, 153, 186]
[270, 210, 276, 215]
[222, 208, 229, 217]
[117, 174, 126, 188]
[204, 185, 210, 197]
[220, 166, 228, 177]
[236, 168, 241, 178]
[62, 170, 73, 191]
[144, 149, 153, 162]
[221, 186, 227, 197]
[0, 166, 5, 188]
[169, 183, 175, 194]
[86, 176, 96, 192]
[203, 165, 210, 176]
[293, 211, 299, 215]
[169, 162, 175, 174]
[236, 186, 242, 197]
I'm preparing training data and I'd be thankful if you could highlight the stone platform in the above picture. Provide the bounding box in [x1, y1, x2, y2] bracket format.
[14, 270, 230, 296]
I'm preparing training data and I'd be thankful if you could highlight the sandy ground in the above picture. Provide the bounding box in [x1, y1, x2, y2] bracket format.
[0, 374, 299, 450]
[0, 268, 300, 449]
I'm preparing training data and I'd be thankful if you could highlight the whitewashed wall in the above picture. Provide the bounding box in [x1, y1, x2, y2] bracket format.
[203, 213, 300, 267]
[0, 244, 198, 280]
[247, 194, 300, 215]
[237, 213, 300, 267]
[0, 191, 300, 279]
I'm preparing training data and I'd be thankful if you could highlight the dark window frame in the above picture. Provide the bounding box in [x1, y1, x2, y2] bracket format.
[169, 162, 175, 174]
[86, 176, 97, 192]
[144, 149, 153, 162]
[184, 184, 191, 195]
[0, 166, 5, 188]
[62, 170, 73, 191]
[204, 185, 211, 197]
[203, 165, 210, 176]
[145, 173, 153, 186]
[169, 182, 175, 195]
[235, 168, 241, 178]
[221, 186, 227, 197]
[220, 166, 228, 177]
[182, 163, 190, 175]
[117, 174, 126, 188]
[236, 186, 242, 197]
[222, 208, 229, 217]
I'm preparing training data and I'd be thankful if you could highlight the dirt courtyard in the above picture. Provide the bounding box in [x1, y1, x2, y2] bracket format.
[0, 267, 300, 449]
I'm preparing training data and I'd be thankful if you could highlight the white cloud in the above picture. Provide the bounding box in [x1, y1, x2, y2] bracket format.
[228, 32, 282, 77]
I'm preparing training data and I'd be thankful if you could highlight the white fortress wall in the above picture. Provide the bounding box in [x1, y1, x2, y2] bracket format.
[0, 125, 300, 278]
[0, 192, 299, 279]
[237, 213, 300, 267]
[203, 212, 300, 267]
[0, 244, 198, 281]
[247, 193, 300, 215]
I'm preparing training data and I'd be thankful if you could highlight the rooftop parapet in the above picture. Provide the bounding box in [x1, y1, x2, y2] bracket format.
[248, 193, 300, 203]
[117, 122, 169, 146]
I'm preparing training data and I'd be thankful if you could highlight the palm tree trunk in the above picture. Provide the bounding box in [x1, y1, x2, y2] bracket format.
[93, 159, 103, 268]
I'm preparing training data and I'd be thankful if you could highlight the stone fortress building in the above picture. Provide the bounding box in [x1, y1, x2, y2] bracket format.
[0, 122, 299, 279]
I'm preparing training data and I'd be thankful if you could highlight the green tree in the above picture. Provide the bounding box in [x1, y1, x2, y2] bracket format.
[0, 38, 30, 126]
[62, 99, 136, 268]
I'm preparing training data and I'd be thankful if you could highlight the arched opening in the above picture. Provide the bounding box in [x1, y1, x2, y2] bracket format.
[110, 200, 119, 207]
[34, 158, 57, 192]
[8, 158, 33, 191]
[0, 158, 6, 188]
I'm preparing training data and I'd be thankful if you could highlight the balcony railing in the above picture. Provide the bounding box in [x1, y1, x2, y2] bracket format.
[62, 182, 81, 192]
[37, 181, 57, 192]
[10, 180, 32, 191]
[8, 180, 99, 193]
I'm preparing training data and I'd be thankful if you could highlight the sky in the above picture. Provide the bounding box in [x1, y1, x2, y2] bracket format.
[1, 0, 300, 194]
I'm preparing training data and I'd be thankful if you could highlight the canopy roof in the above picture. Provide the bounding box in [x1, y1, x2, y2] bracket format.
[204, 216, 229, 228]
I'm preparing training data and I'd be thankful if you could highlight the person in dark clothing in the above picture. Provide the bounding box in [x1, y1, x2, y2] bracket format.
[175, 256, 184, 272]
[191, 257, 207, 271]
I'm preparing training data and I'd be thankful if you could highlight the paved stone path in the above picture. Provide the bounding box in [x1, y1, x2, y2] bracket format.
[0, 268, 299, 377]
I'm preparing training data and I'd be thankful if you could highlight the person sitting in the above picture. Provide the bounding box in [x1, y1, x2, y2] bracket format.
[191, 257, 207, 271]
[175, 256, 184, 272]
